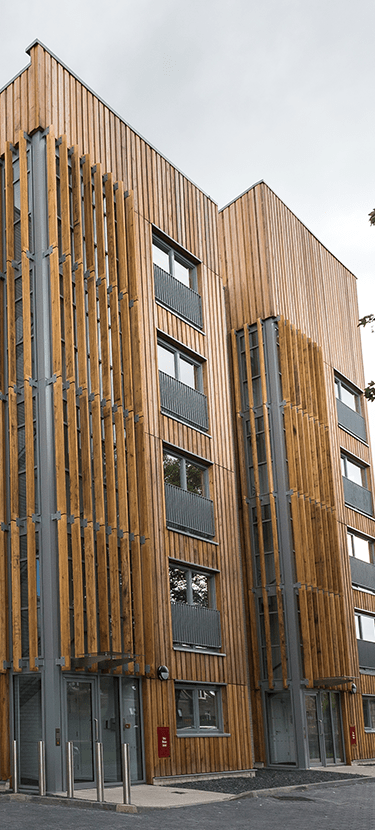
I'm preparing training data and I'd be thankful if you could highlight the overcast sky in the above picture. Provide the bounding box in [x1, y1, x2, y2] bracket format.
[1, 0, 374, 443]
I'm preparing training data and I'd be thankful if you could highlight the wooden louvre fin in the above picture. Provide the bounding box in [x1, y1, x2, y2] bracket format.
[0, 155, 7, 676]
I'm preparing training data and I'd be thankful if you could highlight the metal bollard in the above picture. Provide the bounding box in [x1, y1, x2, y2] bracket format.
[12, 740, 18, 794]
[66, 741, 74, 798]
[121, 743, 131, 805]
[38, 740, 46, 796]
[95, 742, 104, 802]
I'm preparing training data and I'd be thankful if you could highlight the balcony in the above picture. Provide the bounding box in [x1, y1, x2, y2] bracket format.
[171, 603, 221, 650]
[343, 477, 373, 516]
[164, 483, 215, 538]
[154, 264, 203, 329]
[337, 399, 367, 442]
[357, 639, 375, 671]
[159, 371, 209, 431]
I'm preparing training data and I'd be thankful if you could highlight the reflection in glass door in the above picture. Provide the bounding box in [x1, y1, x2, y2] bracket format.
[14, 675, 42, 786]
[67, 681, 94, 782]
[100, 677, 121, 782]
[305, 691, 344, 766]
[121, 679, 143, 781]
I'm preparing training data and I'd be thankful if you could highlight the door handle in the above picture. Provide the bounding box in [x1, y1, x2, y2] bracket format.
[94, 718, 99, 742]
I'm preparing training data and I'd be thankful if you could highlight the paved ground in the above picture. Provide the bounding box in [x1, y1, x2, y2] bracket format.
[1, 778, 375, 829]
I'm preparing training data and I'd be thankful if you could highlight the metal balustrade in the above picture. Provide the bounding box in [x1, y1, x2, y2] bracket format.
[159, 371, 209, 431]
[154, 264, 203, 329]
[350, 557, 375, 592]
[165, 483, 215, 538]
[343, 477, 373, 516]
[171, 603, 221, 649]
[357, 638, 375, 670]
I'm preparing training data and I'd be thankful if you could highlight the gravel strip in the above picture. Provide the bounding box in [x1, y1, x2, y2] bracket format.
[172, 769, 365, 794]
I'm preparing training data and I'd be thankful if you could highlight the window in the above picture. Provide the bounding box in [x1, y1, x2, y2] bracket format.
[164, 451, 207, 496]
[335, 377, 361, 413]
[169, 562, 221, 650]
[363, 697, 375, 731]
[335, 375, 366, 442]
[158, 341, 203, 391]
[163, 450, 215, 538]
[175, 684, 223, 734]
[347, 530, 374, 564]
[341, 454, 368, 488]
[153, 236, 202, 329]
[153, 240, 197, 290]
[355, 612, 375, 642]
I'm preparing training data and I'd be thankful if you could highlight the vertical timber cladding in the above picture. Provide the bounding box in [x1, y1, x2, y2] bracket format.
[45, 132, 150, 672]
[278, 317, 350, 687]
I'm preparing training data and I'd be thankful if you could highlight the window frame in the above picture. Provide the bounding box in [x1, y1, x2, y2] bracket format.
[174, 683, 225, 736]
[157, 337, 204, 393]
[152, 236, 198, 292]
[169, 560, 217, 609]
[363, 696, 375, 731]
[341, 452, 369, 489]
[355, 611, 375, 642]
[163, 449, 210, 498]
[347, 529, 374, 564]
[335, 375, 362, 414]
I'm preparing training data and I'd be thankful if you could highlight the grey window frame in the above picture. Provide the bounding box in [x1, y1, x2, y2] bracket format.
[347, 529, 374, 564]
[341, 452, 369, 488]
[163, 450, 209, 497]
[363, 696, 375, 731]
[152, 237, 198, 292]
[335, 375, 362, 414]
[174, 683, 225, 735]
[157, 338, 204, 392]
[355, 611, 375, 642]
[169, 561, 217, 608]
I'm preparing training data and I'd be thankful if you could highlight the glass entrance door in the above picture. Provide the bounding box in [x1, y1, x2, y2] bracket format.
[65, 676, 143, 787]
[66, 680, 95, 783]
[305, 691, 344, 766]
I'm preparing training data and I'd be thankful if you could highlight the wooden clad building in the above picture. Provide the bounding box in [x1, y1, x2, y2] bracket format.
[220, 182, 375, 767]
[0, 41, 374, 790]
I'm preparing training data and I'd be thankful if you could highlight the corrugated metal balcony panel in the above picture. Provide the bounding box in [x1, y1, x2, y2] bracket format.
[171, 603, 222, 649]
[357, 639, 375, 671]
[159, 371, 209, 431]
[350, 557, 375, 592]
[154, 264, 203, 329]
[337, 399, 367, 442]
[343, 477, 373, 516]
[165, 483, 215, 539]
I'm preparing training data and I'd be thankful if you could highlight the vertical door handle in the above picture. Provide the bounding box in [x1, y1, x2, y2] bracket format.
[94, 718, 99, 742]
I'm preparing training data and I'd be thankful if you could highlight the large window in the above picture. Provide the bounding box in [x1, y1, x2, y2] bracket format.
[363, 696, 375, 731]
[335, 377, 361, 413]
[169, 562, 221, 650]
[153, 236, 202, 329]
[157, 339, 208, 431]
[175, 684, 224, 734]
[163, 450, 215, 538]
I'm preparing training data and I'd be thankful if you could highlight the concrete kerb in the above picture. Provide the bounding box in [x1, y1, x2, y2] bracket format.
[0, 792, 137, 813]
[227, 776, 375, 801]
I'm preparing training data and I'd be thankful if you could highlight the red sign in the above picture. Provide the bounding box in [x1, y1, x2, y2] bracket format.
[157, 726, 170, 758]
[349, 725, 357, 745]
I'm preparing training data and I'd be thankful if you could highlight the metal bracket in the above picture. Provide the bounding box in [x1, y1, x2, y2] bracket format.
[72, 261, 78, 272]
[0, 392, 7, 402]
[63, 380, 71, 390]
[56, 137, 63, 147]
[129, 299, 134, 308]
[46, 374, 57, 385]
[124, 409, 129, 419]
[140, 536, 145, 545]
[106, 526, 112, 536]
[32, 514, 41, 524]
[80, 518, 88, 528]
[145, 665, 151, 674]
[103, 173, 108, 183]
[129, 532, 135, 542]
[19, 659, 29, 669]
[51, 511, 61, 521]
[67, 515, 75, 524]
[11, 260, 21, 270]
[3, 661, 11, 670]
[55, 656, 65, 667]
[88, 393, 95, 402]
[94, 522, 100, 532]
[34, 658, 44, 668]
[101, 398, 106, 408]
[134, 663, 140, 674]
[43, 245, 53, 258]
[118, 291, 124, 302]
[42, 127, 50, 137]
[113, 182, 119, 191]
[134, 414, 139, 423]
[59, 254, 66, 265]
[117, 529, 124, 539]
[28, 378, 38, 388]
[112, 404, 118, 414]
[76, 386, 83, 398]
[13, 385, 22, 395]
[16, 518, 26, 528]
[1, 523, 9, 532]
[96, 277, 102, 287]
[26, 250, 34, 261]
